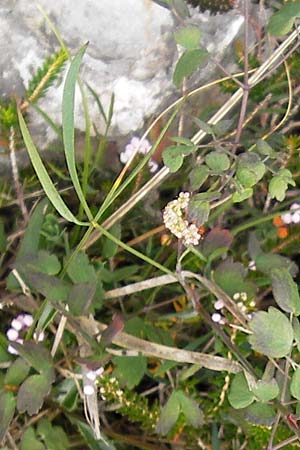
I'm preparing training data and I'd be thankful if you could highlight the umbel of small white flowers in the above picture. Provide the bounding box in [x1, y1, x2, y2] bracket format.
[163, 192, 201, 246]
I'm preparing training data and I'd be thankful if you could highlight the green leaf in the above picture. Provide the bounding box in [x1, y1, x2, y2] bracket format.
[193, 117, 214, 135]
[228, 372, 255, 409]
[156, 391, 180, 435]
[293, 317, 300, 352]
[189, 165, 209, 190]
[102, 223, 121, 258]
[232, 187, 253, 203]
[270, 268, 300, 315]
[17, 110, 87, 226]
[18, 199, 48, 259]
[25, 272, 71, 302]
[251, 379, 279, 403]
[4, 357, 30, 387]
[255, 253, 298, 277]
[244, 403, 276, 427]
[37, 419, 70, 450]
[21, 427, 45, 450]
[269, 169, 295, 201]
[17, 372, 53, 416]
[205, 151, 230, 172]
[162, 146, 184, 172]
[113, 354, 147, 389]
[66, 251, 97, 284]
[176, 390, 203, 427]
[214, 260, 251, 297]
[256, 139, 276, 158]
[0, 220, 7, 253]
[268, 1, 300, 36]
[73, 419, 116, 450]
[62, 43, 93, 221]
[174, 26, 201, 49]
[212, 120, 233, 137]
[236, 153, 265, 188]
[188, 197, 210, 225]
[24, 250, 61, 276]
[173, 48, 208, 87]
[202, 228, 233, 258]
[0, 391, 16, 441]
[67, 282, 96, 316]
[11, 341, 54, 377]
[248, 307, 294, 358]
[290, 367, 300, 400]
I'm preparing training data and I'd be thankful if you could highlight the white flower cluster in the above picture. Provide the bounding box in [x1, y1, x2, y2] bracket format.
[6, 313, 44, 355]
[281, 202, 300, 225]
[120, 136, 158, 173]
[83, 366, 104, 396]
[163, 192, 201, 246]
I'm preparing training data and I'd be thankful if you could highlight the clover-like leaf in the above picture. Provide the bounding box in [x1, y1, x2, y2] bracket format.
[228, 372, 255, 409]
[176, 390, 204, 428]
[248, 307, 293, 358]
[270, 268, 300, 315]
[251, 379, 279, 403]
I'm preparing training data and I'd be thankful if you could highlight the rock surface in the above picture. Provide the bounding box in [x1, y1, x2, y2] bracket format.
[0, 0, 246, 159]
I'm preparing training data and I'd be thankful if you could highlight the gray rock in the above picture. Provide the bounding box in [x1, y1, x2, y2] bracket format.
[0, 0, 246, 164]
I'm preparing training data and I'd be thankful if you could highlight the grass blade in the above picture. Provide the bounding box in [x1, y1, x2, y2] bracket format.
[62, 43, 93, 221]
[18, 108, 87, 226]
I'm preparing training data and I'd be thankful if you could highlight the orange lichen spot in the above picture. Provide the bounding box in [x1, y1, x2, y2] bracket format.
[273, 216, 284, 227]
[161, 233, 172, 246]
[277, 226, 289, 239]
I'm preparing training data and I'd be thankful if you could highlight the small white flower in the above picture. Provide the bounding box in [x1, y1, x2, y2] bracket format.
[116, 389, 123, 397]
[212, 313, 222, 323]
[83, 384, 95, 396]
[11, 318, 23, 331]
[95, 367, 104, 376]
[240, 292, 248, 301]
[292, 212, 300, 224]
[6, 328, 19, 341]
[120, 136, 158, 172]
[290, 203, 300, 211]
[22, 314, 34, 327]
[214, 300, 224, 310]
[281, 212, 293, 224]
[233, 293, 240, 300]
[7, 344, 18, 355]
[86, 371, 97, 381]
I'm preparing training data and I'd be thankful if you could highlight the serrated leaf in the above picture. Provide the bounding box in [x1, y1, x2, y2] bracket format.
[269, 169, 295, 201]
[270, 268, 300, 315]
[25, 272, 71, 302]
[236, 153, 265, 188]
[21, 427, 45, 450]
[17, 373, 53, 416]
[66, 251, 97, 284]
[248, 307, 293, 358]
[174, 26, 201, 49]
[0, 391, 16, 441]
[67, 282, 96, 316]
[173, 48, 208, 87]
[162, 146, 184, 172]
[205, 151, 230, 172]
[252, 379, 279, 403]
[11, 341, 54, 378]
[156, 391, 180, 435]
[37, 419, 69, 450]
[4, 357, 30, 387]
[228, 372, 255, 409]
[73, 419, 116, 450]
[189, 165, 209, 190]
[290, 367, 300, 400]
[176, 390, 203, 427]
[113, 354, 147, 389]
[268, 1, 300, 36]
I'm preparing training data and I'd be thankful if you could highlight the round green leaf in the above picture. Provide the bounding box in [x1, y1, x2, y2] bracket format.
[228, 372, 255, 409]
[290, 367, 300, 400]
[248, 307, 294, 358]
[252, 379, 279, 403]
[174, 26, 201, 49]
[205, 151, 230, 172]
[162, 147, 184, 173]
[270, 268, 300, 315]
[173, 48, 208, 87]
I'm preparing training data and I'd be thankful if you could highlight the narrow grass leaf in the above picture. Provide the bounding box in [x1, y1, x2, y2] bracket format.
[18, 109, 87, 226]
[62, 43, 93, 221]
